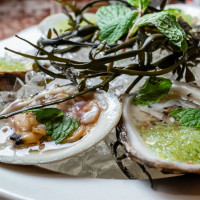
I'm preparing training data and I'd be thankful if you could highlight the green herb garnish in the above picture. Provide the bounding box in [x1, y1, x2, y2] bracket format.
[97, 4, 138, 44]
[128, 0, 152, 12]
[132, 77, 172, 105]
[170, 108, 200, 127]
[25, 108, 80, 144]
[131, 11, 188, 51]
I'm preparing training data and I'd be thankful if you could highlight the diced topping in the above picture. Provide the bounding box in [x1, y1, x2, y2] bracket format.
[5, 91, 102, 148]
[9, 113, 46, 146]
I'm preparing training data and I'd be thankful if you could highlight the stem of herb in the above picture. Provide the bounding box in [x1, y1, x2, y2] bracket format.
[122, 11, 142, 52]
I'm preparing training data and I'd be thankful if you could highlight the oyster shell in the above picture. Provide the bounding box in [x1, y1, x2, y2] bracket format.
[38, 13, 96, 36]
[0, 85, 121, 164]
[120, 81, 200, 174]
[0, 57, 32, 91]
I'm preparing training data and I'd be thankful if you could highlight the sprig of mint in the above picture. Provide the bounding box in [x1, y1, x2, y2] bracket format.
[132, 77, 172, 105]
[170, 108, 200, 127]
[130, 11, 188, 51]
[127, 0, 152, 12]
[45, 116, 80, 144]
[96, 3, 187, 51]
[96, 4, 138, 44]
[25, 108, 80, 144]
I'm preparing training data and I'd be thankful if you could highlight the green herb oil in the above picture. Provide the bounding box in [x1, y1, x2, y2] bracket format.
[140, 123, 200, 164]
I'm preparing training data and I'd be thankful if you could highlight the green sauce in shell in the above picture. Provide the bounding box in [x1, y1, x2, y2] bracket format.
[140, 123, 200, 164]
[0, 58, 26, 71]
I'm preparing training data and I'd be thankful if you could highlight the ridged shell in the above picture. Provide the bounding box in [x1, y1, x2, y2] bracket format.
[120, 81, 200, 174]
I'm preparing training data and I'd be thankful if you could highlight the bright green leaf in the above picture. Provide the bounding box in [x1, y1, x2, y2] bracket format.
[131, 11, 188, 51]
[132, 77, 172, 105]
[96, 4, 138, 44]
[170, 108, 200, 127]
[127, 0, 152, 12]
[25, 108, 80, 144]
[25, 108, 63, 123]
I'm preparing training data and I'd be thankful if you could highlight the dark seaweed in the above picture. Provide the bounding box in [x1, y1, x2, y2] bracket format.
[2, 0, 200, 130]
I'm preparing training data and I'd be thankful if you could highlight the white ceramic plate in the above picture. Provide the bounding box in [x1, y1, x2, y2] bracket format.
[0, 163, 200, 200]
[0, 4, 200, 200]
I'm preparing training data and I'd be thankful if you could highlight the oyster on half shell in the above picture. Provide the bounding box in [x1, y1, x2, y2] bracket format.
[0, 85, 121, 164]
[120, 81, 200, 174]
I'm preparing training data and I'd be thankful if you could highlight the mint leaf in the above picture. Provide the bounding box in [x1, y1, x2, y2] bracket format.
[127, 0, 152, 12]
[170, 108, 200, 127]
[46, 117, 80, 144]
[96, 4, 138, 44]
[132, 77, 172, 105]
[25, 108, 63, 123]
[25, 108, 80, 144]
[131, 12, 188, 51]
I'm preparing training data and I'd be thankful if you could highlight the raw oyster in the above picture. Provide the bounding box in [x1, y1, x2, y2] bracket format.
[0, 85, 121, 164]
[120, 81, 200, 174]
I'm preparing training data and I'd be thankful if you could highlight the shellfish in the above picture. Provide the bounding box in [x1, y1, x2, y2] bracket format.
[0, 85, 121, 164]
[120, 80, 200, 174]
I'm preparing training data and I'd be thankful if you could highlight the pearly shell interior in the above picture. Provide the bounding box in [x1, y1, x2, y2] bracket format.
[121, 81, 200, 174]
[0, 91, 121, 164]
